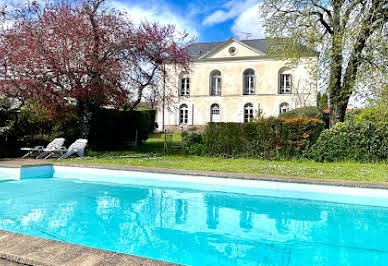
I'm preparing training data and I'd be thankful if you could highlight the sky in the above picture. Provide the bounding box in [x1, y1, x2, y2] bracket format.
[109, 0, 265, 42]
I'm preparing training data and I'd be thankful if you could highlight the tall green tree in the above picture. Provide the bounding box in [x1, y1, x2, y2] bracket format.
[260, 0, 387, 127]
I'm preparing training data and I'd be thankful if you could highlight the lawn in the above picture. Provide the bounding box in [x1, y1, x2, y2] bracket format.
[68, 133, 388, 182]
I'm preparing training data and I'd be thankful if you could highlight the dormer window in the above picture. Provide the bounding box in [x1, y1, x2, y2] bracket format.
[243, 69, 255, 95]
[210, 70, 221, 96]
[179, 72, 190, 96]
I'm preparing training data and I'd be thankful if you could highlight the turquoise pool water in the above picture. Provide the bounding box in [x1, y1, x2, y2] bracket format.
[0, 177, 388, 265]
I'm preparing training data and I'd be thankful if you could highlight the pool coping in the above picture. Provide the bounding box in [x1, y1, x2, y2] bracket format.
[1, 160, 388, 265]
[0, 230, 177, 266]
[1, 159, 388, 189]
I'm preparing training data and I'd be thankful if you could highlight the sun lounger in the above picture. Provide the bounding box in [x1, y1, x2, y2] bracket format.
[21, 138, 65, 158]
[59, 139, 88, 159]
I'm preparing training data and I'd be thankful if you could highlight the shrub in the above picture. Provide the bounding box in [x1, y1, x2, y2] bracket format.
[89, 108, 155, 150]
[355, 105, 388, 124]
[305, 121, 388, 162]
[278, 106, 323, 120]
[0, 105, 155, 157]
[344, 109, 362, 122]
[182, 128, 206, 155]
[204, 117, 325, 159]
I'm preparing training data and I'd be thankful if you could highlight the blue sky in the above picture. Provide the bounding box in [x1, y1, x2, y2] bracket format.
[110, 0, 264, 42]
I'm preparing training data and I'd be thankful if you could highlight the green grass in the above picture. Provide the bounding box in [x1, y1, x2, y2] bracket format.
[66, 134, 388, 182]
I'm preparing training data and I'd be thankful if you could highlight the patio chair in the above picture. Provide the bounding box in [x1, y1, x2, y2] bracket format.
[59, 139, 88, 159]
[21, 138, 65, 159]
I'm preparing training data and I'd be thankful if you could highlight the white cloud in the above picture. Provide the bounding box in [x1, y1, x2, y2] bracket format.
[202, 0, 265, 39]
[110, 1, 199, 38]
[231, 3, 264, 39]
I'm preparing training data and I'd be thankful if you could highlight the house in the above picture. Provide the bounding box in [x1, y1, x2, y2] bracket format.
[156, 37, 318, 131]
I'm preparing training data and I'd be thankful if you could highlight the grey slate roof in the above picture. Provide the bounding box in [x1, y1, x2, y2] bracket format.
[186, 38, 269, 59]
[186, 38, 317, 59]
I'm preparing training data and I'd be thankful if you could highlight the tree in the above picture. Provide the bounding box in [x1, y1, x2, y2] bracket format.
[260, 0, 388, 127]
[317, 92, 328, 109]
[0, 0, 191, 137]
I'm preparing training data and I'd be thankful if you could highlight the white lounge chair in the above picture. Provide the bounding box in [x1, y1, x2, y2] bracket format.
[21, 138, 65, 159]
[59, 139, 88, 159]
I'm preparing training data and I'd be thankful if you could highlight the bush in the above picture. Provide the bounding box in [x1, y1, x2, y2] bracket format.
[305, 121, 388, 162]
[279, 106, 323, 120]
[355, 105, 388, 124]
[182, 128, 206, 155]
[89, 108, 155, 150]
[0, 105, 155, 156]
[204, 117, 325, 159]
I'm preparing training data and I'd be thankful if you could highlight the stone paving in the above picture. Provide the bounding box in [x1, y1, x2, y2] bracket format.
[0, 230, 176, 266]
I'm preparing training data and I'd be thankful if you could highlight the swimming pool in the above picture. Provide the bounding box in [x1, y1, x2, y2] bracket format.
[1, 165, 388, 265]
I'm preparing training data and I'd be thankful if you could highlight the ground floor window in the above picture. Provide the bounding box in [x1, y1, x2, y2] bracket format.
[210, 104, 220, 122]
[279, 102, 290, 114]
[179, 104, 188, 124]
[244, 103, 254, 122]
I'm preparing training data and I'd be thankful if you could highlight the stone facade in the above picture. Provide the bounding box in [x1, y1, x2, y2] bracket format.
[156, 38, 318, 132]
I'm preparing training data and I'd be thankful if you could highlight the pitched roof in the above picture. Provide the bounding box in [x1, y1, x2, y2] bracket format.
[186, 38, 317, 59]
[186, 38, 269, 59]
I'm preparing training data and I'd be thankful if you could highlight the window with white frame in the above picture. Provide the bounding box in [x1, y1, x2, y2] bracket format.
[179, 104, 188, 124]
[279, 73, 291, 94]
[243, 69, 255, 95]
[210, 104, 220, 122]
[244, 103, 254, 122]
[180, 73, 190, 96]
[279, 102, 290, 114]
[210, 70, 221, 96]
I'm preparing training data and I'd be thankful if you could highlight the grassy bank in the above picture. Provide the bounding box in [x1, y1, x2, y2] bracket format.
[67, 134, 388, 182]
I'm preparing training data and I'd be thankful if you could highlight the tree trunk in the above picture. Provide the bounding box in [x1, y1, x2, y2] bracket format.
[329, 100, 347, 128]
[77, 100, 95, 138]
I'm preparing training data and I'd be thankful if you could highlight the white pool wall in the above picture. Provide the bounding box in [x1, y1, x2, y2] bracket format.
[52, 166, 388, 208]
[1, 165, 388, 207]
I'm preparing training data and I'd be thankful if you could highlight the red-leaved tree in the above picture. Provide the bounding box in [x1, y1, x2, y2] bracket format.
[0, 0, 191, 137]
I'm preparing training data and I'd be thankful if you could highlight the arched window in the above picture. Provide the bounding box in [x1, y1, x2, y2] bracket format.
[244, 103, 254, 122]
[210, 70, 221, 96]
[179, 104, 188, 124]
[210, 104, 220, 122]
[243, 69, 255, 95]
[179, 72, 190, 96]
[279, 68, 292, 94]
[279, 102, 290, 114]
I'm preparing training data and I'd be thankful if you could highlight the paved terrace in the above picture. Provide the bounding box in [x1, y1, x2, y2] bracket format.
[1, 158, 388, 265]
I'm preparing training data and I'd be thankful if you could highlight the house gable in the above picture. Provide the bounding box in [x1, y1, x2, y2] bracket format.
[199, 38, 265, 59]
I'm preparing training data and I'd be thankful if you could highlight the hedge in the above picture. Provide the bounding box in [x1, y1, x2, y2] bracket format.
[0, 107, 155, 156]
[278, 106, 323, 120]
[89, 108, 155, 150]
[203, 117, 325, 159]
[305, 121, 388, 162]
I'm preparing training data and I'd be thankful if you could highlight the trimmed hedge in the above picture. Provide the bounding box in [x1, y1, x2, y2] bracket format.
[278, 106, 323, 120]
[305, 121, 388, 162]
[203, 118, 325, 159]
[0, 107, 155, 156]
[89, 109, 155, 150]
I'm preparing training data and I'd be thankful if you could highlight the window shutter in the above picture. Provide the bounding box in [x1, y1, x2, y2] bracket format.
[254, 103, 260, 119]
[239, 103, 244, 122]
[174, 105, 179, 125]
[188, 104, 194, 125]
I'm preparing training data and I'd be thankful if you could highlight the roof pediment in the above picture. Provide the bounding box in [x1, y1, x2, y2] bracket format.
[198, 38, 265, 59]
